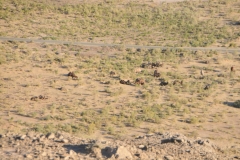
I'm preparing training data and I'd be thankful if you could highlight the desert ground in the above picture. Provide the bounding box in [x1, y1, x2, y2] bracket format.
[0, 0, 240, 159]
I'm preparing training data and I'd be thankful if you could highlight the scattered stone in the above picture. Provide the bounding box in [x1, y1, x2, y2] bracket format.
[46, 133, 55, 140]
[41, 152, 47, 156]
[62, 139, 69, 143]
[115, 146, 133, 159]
[64, 156, 71, 160]
[0, 132, 231, 159]
[14, 134, 26, 140]
[59, 87, 67, 92]
[27, 132, 35, 139]
[138, 152, 148, 159]
[138, 145, 145, 149]
[20, 135, 26, 140]
[69, 150, 76, 156]
[58, 135, 64, 140]
[38, 135, 46, 142]
[55, 52, 65, 56]
[24, 154, 33, 159]
[164, 155, 174, 160]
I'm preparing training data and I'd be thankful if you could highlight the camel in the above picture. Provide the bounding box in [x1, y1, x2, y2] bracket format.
[31, 95, 48, 101]
[125, 80, 131, 85]
[135, 78, 145, 85]
[68, 72, 73, 77]
[204, 84, 211, 90]
[68, 72, 78, 80]
[30, 96, 38, 101]
[153, 70, 160, 77]
[173, 80, 183, 85]
[110, 71, 115, 77]
[141, 63, 151, 68]
[152, 62, 163, 68]
[120, 80, 131, 85]
[160, 81, 168, 86]
[39, 95, 48, 100]
[120, 80, 126, 84]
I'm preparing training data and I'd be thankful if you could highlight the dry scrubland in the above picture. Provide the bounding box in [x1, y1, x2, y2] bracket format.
[0, 0, 240, 158]
[0, 40, 240, 154]
[0, 0, 240, 47]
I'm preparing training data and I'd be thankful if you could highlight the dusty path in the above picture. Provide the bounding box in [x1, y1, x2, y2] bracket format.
[0, 37, 239, 53]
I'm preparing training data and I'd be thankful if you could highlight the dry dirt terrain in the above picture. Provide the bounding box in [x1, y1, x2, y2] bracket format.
[0, 0, 240, 159]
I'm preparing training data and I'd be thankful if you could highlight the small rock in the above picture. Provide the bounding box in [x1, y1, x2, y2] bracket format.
[138, 145, 145, 149]
[115, 146, 132, 159]
[39, 135, 46, 141]
[46, 133, 55, 139]
[55, 52, 65, 56]
[138, 152, 148, 159]
[59, 87, 67, 92]
[69, 150, 76, 155]
[25, 154, 33, 159]
[59, 154, 66, 158]
[173, 137, 185, 143]
[62, 139, 69, 143]
[164, 155, 174, 160]
[146, 134, 153, 137]
[27, 132, 35, 139]
[64, 156, 70, 160]
[20, 135, 26, 140]
[41, 152, 47, 156]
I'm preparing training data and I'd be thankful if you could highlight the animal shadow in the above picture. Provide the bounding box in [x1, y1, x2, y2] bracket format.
[223, 101, 239, 108]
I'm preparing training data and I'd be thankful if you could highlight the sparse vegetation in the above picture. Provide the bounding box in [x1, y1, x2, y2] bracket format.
[0, 0, 239, 157]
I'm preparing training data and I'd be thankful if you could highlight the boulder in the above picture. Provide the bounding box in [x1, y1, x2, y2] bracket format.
[115, 146, 132, 160]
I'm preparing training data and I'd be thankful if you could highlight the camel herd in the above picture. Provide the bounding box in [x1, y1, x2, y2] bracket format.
[30, 63, 235, 100]
[110, 62, 235, 90]
[63, 61, 234, 89]
[110, 61, 185, 86]
[120, 79, 131, 85]
[141, 62, 163, 68]
[30, 95, 48, 101]
[114, 62, 164, 86]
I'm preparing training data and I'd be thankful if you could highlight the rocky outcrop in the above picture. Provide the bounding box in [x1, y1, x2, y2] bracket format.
[0, 132, 237, 159]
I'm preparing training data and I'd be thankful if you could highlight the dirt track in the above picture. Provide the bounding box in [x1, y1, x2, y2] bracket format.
[0, 37, 239, 53]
